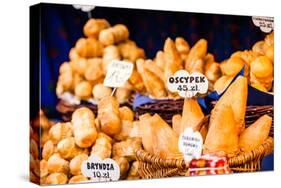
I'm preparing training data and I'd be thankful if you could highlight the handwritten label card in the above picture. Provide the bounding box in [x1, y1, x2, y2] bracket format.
[252, 16, 274, 33]
[178, 128, 203, 162]
[104, 60, 134, 88]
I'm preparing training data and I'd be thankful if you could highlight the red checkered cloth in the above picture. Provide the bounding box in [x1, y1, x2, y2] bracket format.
[187, 155, 231, 176]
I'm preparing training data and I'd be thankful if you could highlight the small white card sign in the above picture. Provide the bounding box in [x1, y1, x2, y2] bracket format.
[73, 5, 95, 12]
[104, 60, 134, 88]
[81, 155, 120, 182]
[252, 16, 274, 33]
[167, 70, 208, 98]
[178, 128, 203, 162]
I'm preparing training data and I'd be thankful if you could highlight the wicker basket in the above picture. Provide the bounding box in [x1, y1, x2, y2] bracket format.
[135, 137, 274, 179]
[133, 98, 184, 125]
[245, 105, 274, 136]
[133, 95, 273, 136]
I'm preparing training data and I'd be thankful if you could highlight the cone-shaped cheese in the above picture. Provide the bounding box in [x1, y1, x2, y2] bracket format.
[140, 113, 181, 159]
[203, 105, 239, 157]
[188, 59, 204, 73]
[172, 114, 182, 136]
[136, 59, 166, 98]
[175, 37, 190, 60]
[139, 113, 153, 154]
[199, 123, 208, 142]
[239, 115, 272, 152]
[180, 98, 204, 133]
[143, 60, 165, 82]
[214, 75, 234, 94]
[185, 39, 207, 70]
[150, 114, 181, 159]
[163, 38, 183, 83]
[214, 76, 248, 134]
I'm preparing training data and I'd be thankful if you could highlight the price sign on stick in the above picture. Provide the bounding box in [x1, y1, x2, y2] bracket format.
[81, 155, 120, 182]
[167, 70, 208, 98]
[167, 70, 207, 162]
[104, 60, 134, 95]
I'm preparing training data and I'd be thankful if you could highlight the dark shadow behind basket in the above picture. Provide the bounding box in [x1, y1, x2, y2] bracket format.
[56, 99, 98, 121]
[133, 98, 184, 125]
[57, 99, 133, 121]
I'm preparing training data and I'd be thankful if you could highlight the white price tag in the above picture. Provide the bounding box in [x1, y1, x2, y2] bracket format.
[73, 5, 95, 12]
[104, 60, 134, 88]
[252, 16, 274, 33]
[167, 70, 208, 98]
[81, 155, 120, 182]
[178, 128, 203, 162]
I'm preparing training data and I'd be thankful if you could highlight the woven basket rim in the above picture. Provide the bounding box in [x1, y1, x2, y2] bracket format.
[136, 137, 273, 170]
[135, 97, 273, 112]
